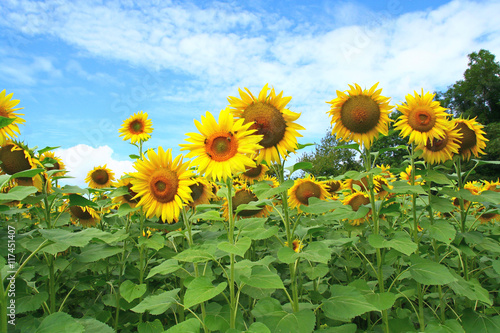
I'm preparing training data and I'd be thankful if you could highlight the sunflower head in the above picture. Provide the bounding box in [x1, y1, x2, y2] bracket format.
[112, 176, 140, 208]
[482, 179, 500, 193]
[452, 118, 488, 161]
[0, 90, 25, 145]
[118, 111, 153, 144]
[40, 151, 67, 178]
[321, 179, 342, 198]
[85, 165, 115, 189]
[288, 176, 329, 212]
[180, 108, 263, 181]
[394, 90, 451, 146]
[223, 185, 271, 218]
[188, 177, 215, 207]
[477, 206, 500, 224]
[228, 84, 305, 164]
[342, 192, 370, 226]
[399, 165, 424, 185]
[417, 124, 462, 165]
[285, 239, 305, 253]
[0, 140, 39, 175]
[327, 83, 392, 149]
[240, 162, 269, 184]
[69, 205, 100, 228]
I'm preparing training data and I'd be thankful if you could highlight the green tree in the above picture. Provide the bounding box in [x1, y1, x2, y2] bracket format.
[370, 111, 408, 169]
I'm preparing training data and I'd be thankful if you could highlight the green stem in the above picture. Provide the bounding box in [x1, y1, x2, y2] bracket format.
[455, 158, 469, 280]
[48, 255, 56, 313]
[225, 178, 237, 329]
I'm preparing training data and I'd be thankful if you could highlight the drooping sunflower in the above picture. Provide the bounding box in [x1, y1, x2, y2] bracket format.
[40, 151, 66, 178]
[342, 192, 370, 226]
[180, 108, 263, 181]
[240, 162, 269, 184]
[477, 206, 500, 224]
[452, 118, 488, 161]
[188, 177, 215, 207]
[0, 90, 25, 144]
[228, 84, 305, 164]
[394, 90, 451, 146]
[112, 176, 140, 208]
[321, 179, 342, 199]
[0, 141, 39, 175]
[118, 111, 153, 144]
[222, 185, 271, 219]
[288, 175, 329, 212]
[131, 147, 194, 223]
[417, 125, 462, 165]
[69, 205, 100, 228]
[327, 83, 392, 149]
[85, 165, 115, 189]
[284, 239, 305, 253]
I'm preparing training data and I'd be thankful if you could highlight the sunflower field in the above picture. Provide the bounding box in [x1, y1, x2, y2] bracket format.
[1, 83, 500, 333]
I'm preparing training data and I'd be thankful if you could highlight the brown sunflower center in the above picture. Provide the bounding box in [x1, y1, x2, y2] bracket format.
[340, 95, 380, 134]
[455, 123, 477, 152]
[232, 189, 261, 216]
[69, 206, 93, 220]
[408, 107, 436, 132]
[295, 181, 321, 205]
[0, 145, 32, 175]
[150, 169, 179, 203]
[347, 194, 370, 211]
[130, 120, 144, 134]
[292, 240, 302, 253]
[242, 102, 286, 148]
[189, 182, 205, 202]
[425, 134, 449, 152]
[243, 165, 263, 178]
[324, 181, 341, 194]
[91, 169, 110, 185]
[0, 106, 8, 117]
[124, 183, 140, 203]
[206, 134, 238, 161]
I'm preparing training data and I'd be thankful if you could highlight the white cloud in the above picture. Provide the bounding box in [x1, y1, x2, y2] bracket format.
[55, 144, 134, 187]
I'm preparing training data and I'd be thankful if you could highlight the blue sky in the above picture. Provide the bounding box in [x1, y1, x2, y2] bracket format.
[1, 0, 500, 186]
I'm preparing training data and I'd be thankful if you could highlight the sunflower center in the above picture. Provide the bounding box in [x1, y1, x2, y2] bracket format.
[242, 102, 287, 148]
[0, 106, 8, 117]
[340, 95, 380, 134]
[408, 107, 436, 132]
[232, 189, 261, 216]
[425, 134, 449, 152]
[206, 134, 238, 161]
[69, 206, 93, 220]
[295, 181, 321, 205]
[347, 194, 370, 211]
[189, 182, 205, 202]
[91, 169, 110, 185]
[455, 123, 477, 152]
[244, 165, 262, 178]
[150, 169, 179, 203]
[124, 183, 140, 203]
[292, 240, 302, 253]
[130, 120, 144, 134]
[0, 145, 32, 175]
[324, 181, 341, 194]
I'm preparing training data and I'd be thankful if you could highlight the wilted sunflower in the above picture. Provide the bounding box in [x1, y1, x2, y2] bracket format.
[112, 176, 140, 208]
[327, 83, 392, 149]
[417, 125, 461, 165]
[69, 205, 100, 228]
[85, 165, 115, 189]
[342, 192, 370, 226]
[240, 162, 269, 184]
[394, 90, 451, 146]
[40, 151, 66, 178]
[288, 176, 329, 212]
[131, 147, 194, 223]
[228, 84, 305, 164]
[284, 239, 305, 253]
[188, 177, 215, 207]
[180, 108, 263, 181]
[452, 118, 488, 161]
[118, 111, 153, 144]
[0, 90, 25, 144]
[222, 185, 271, 219]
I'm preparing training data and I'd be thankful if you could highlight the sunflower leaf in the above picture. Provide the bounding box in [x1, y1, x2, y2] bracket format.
[69, 194, 98, 208]
[10, 168, 45, 179]
[0, 186, 38, 202]
[0, 116, 17, 128]
[37, 146, 60, 155]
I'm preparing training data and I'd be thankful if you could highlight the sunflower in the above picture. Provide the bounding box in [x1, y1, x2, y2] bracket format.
[180, 108, 263, 181]
[394, 90, 451, 146]
[417, 125, 462, 164]
[321, 179, 342, 198]
[228, 84, 305, 164]
[188, 177, 215, 207]
[477, 206, 500, 224]
[342, 192, 370, 226]
[118, 111, 153, 144]
[327, 83, 392, 149]
[131, 147, 194, 223]
[288, 176, 329, 212]
[0, 141, 39, 175]
[284, 239, 305, 253]
[0, 90, 25, 144]
[85, 165, 115, 189]
[399, 165, 423, 185]
[112, 176, 140, 208]
[240, 162, 269, 184]
[452, 118, 488, 161]
[482, 179, 500, 193]
[222, 185, 271, 219]
[464, 181, 482, 196]
[69, 205, 100, 228]
[40, 151, 66, 178]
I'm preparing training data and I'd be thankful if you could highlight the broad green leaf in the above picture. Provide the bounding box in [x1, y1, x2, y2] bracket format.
[255, 179, 294, 200]
[173, 246, 216, 263]
[37, 146, 60, 155]
[241, 266, 285, 289]
[75, 243, 122, 263]
[423, 170, 453, 185]
[146, 259, 180, 279]
[35, 312, 84, 333]
[430, 195, 456, 213]
[78, 318, 114, 333]
[252, 298, 315, 333]
[409, 261, 457, 285]
[277, 246, 300, 264]
[323, 323, 357, 333]
[285, 161, 313, 174]
[300, 241, 331, 264]
[428, 221, 456, 244]
[164, 318, 200, 333]
[425, 320, 465, 333]
[16, 292, 48, 314]
[131, 289, 180, 315]
[39, 228, 101, 250]
[113, 203, 140, 217]
[304, 264, 329, 280]
[120, 280, 147, 303]
[11, 168, 45, 179]
[184, 276, 227, 309]
[0, 186, 38, 202]
[240, 226, 279, 240]
[299, 197, 342, 214]
[387, 181, 426, 195]
[461, 309, 500, 333]
[191, 210, 224, 221]
[368, 233, 417, 256]
[247, 322, 271, 333]
[365, 292, 397, 311]
[137, 319, 164, 333]
[0, 116, 17, 128]
[68, 194, 98, 208]
[323, 285, 378, 321]
[138, 233, 165, 251]
[448, 274, 492, 305]
[0, 174, 11, 189]
[218, 237, 252, 257]
[54, 185, 89, 195]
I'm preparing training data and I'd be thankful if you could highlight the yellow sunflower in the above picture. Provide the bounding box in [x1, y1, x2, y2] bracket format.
[188, 177, 215, 207]
[327, 83, 392, 149]
[482, 179, 500, 193]
[69, 205, 100, 228]
[112, 176, 140, 208]
[399, 165, 423, 185]
[477, 206, 500, 224]
[85, 165, 115, 189]
[394, 90, 451, 146]
[228, 84, 305, 164]
[288, 175, 329, 212]
[342, 192, 370, 226]
[118, 111, 153, 144]
[222, 185, 271, 219]
[284, 239, 305, 253]
[452, 118, 488, 161]
[40, 151, 66, 178]
[417, 125, 462, 165]
[131, 147, 194, 223]
[240, 162, 269, 184]
[0, 90, 25, 144]
[321, 179, 342, 198]
[180, 108, 263, 181]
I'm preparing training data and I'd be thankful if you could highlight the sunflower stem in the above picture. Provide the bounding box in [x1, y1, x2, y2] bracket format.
[454, 157, 470, 281]
[225, 178, 238, 329]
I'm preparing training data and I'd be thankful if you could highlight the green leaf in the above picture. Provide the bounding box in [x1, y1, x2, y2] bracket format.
[425, 320, 465, 333]
[299, 197, 342, 214]
[218, 237, 252, 257]
[297, 142, 315, 149]
[11, 168, 45, 179]
[146, 259, 180, 279]
[137, 319, 164, 333]
[75, 243, 122, 263]
[429, 195, 456, 213]
[323, 285, 378, 321]
[35, 312, 84, 333]
[69, 193, 98, 208]
[138, 233, 165, 251]
[285, 161, 313, 174]
[368, 233, 417, 256]
[39, 228, 101, 253]
[120, 280, 147, 303]
[334, 143, 360, 151]
[247, 322, 272, 333]
[164, 318, 200, 333]
[277, 246, 300, 264]
[0, 186, 38, 202]
[255, 179, 294, 200]
[423, 170, 453, 185]
[173, 246, 216, 263]
[54, 185, 89, 195]
[191, 210, 224, 221]
[300, 241, 331, 264]
[0, 116, 17, 128]
[114, 203, 140, 217]
[462, 309, 500, 333]
[365, 292, 397, 311]
[184, 276, 227, 309]
[448, 274, 492, 305]
[241, 266, 285, 289]
[37, 146, 60, 155]
[131, 289, 180, 315]
[322, 323, 357, 332]
[78, 318, 114, 333]
[304, 264, 329, 280]
[409, 261, 457, 285]
[129, 154, 141, 160]
[387, 181, 427, 195]
[252, 298, 315, 333]
[428, 221, 456, 244]
[16, 292, 48, 314]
